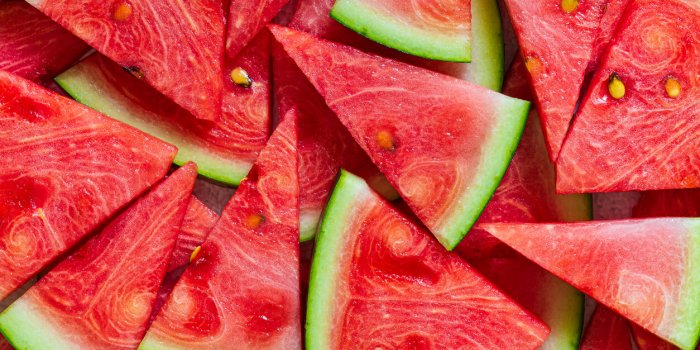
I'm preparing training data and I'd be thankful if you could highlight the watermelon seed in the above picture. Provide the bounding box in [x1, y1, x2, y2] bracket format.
[664, 76, 681, 98]
[246, 213, 265, 229]
[123, 66, 145, 79]
[608, 73, 625, 100]
[560, 0, 579, 13]
[189, 246, 202, 263]
[230, 67, 252, 88]
[376, 130, 396, 151]
[524, 56, 542, 76]
[113, 2, 133, 21]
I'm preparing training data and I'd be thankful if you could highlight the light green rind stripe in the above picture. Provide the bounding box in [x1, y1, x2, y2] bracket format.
[539, 275, 584, 350]
[464, 0, 504, 91]
[670, 219, 700, 350]
[0, 297, 78, 350]
[306, 170, 370, 350]
[138, 334, 188, 350]
[331, 0, 471, 62]
[437, 98, 530, 250]
[300, 210, 321, 242]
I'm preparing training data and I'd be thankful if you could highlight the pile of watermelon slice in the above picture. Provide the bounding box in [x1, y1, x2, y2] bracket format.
[0, 0, 698, 349]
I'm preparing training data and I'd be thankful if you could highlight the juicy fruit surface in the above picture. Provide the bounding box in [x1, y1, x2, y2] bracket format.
[506, 0, 606, 160]
[631, 323, 684, 350]
[0, 1, 88, 83]
[166, 197, 218, 273]
[27, 0, 225, 120]
[271, 25, 529, 249]
[308, 171, 550, 349]
[580, 305, 633, 350]
[480, 219, 700, 349]
[633, 189, 700, 218]
[141, 114, 301, 349]
[590, 0, 631, 67]
[331, 0, 472, 62]
[557, 0, 700, 193]
[0, 163, 197, 349]
[0, 70, 175, 301]
[226, 0, 289, 58]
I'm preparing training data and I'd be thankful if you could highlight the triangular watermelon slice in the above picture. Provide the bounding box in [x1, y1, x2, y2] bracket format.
[580, 305, 634, 350]
[0, 1, 88, 83]
[505, 0, 607, 160]
[141, 111, 301, 349]
[27, 0, 225, 121]
[479, 219, 700, 349]
[0, 163, 198, 349]
[166, 197, 218, 273]
[0, 70, 176, 301]
[557, 0, 700, 193]
[307, 170, 549, 348]
[270, 25, 530, 249]
[226, 0, 290, 58]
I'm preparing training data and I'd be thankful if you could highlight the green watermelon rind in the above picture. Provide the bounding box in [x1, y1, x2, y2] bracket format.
[54, 61, 251, 186]
[438, 98, 530, 250]
[306, 170, 372, 350]
[671, 221, 700, 350]
[465, 0, 504, 91]
[0, 297, 76, 349]
[300, 210, 322, 242]
[330, 0, 472, 62]
[539, 274, 585, 350]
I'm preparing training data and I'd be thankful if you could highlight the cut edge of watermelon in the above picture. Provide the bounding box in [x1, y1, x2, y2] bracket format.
[0, 297, 74, 350]
[541, 274, 585, 350]
[467, 0, 504, 90]
[306, 170, 373, 349]
[329, 0, 472, 62]
[672, 220, 700, 350]
[438, 98, 530, 250]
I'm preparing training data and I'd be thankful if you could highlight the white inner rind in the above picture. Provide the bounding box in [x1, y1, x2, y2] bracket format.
[0, 295, 79, 350]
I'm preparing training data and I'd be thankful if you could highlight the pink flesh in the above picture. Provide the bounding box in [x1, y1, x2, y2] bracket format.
[630, 323, 685, 350]
[589, 0, 631, 69]
[581, 305, 633, 350]
[226, 0, 289, 58]
[166, 197, 218, 273]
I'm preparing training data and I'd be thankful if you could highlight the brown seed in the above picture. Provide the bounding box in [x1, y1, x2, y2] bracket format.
[664, 76, 681, 98]
[124, 66, 145, 79]
[230, 67, 252, 88]
[113, 2, 133, 21]
[376, 130, 395, 151]
[608, 73, 625, 100]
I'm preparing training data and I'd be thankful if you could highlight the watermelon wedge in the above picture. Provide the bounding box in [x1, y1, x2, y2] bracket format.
[166, 197, 218, 273]
[0, 1, 88, 83]
[56, 31, 272, 185]
[27, 0, 225, 121]
[581, 305, 633, 350]
[631, 323, 685, 350]
[330, 0, 472, 62]
[505, 0, 606, 160]
[270, 25, 530, 249]
[226, 0, 289, 58]
[557, 0, 700, 193]
[308, 170, 549, 349]
[0, 163, 197, 349]
[0, 70, 176, 301]
[141, 112, 301, 349]
[479, 219, 700, 350]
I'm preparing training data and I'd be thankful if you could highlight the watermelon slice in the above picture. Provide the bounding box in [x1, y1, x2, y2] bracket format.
[0, 163, 197, 349]
[270, 25, 530, 249]
[479, 219, 700, 349]
[226, 0, 289, 58]
[557, 0, 700, 193]
[633, 189, 700, 218]
[580, 305, 633, 350]
[27, 0, 225, 121]
[308, 170, 549, 348]
[0, 70, 176, 301]
[141, 112, 301, 349]
[56, 31, 272, 185]
[330, 0, 472, 62]
[0, 1, 88, 83]
[505, 0, 606, 160]
[631, 323, 685, 350]
[166, 197, 218, 273]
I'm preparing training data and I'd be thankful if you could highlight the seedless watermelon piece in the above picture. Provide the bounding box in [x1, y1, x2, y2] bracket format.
[0, 70, 176, 301]
[557, 0, 700, 193]
[166, 197, 218, 273]
[27, 0, 225, 121]
[480, 219, 700, 350]
[0, 1, 88, 83]
[0, 163, 197, 349]
[580, 305, 634, 350]
[226, 0, 289, 58]
[270, 25, 529, 249]
[141, 112, 301, 349]
[308, 170, 549, 349]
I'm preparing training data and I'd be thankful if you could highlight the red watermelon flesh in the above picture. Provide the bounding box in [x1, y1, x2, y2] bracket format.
[557, 0, 700, 193]
[166, 197, 218, 273]
[141, 112, 301, 349]
[0, 1, 88, 83]
[580, 305, 633, 350]
[505, 0, 606, 161]
[0, 163, 197, 349]
[479, 219, 700, 349]
[633, 189, 700, 218]
[27, 0, 225, 121]
[631, 323, 687, 350]
[0, 70, 176, 301]
[226, 0, 289, 58]
[590, 0, 631, 68]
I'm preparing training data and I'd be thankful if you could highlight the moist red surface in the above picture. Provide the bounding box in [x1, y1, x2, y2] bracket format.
[226, 0, 289, 58]
[630, 323, 685, 350]
[557, 0, 700, 193]
[0, 1, 88, 83]
[581, 305, 633, 350]
[590, 0, 631, 69]
[29, 0, 225, 120]
[0, 70, 175, 301]
[17, 163, 196, 348]
[166, 197, 218, 273]
[144, 113, 301, 349]
[633, 189, 700, 218]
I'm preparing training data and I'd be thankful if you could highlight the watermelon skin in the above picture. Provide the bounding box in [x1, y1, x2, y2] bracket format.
[0, 70, 176, 301]
[27, 0, 225, 121]
[271, 25, 529, 249]
[480, 219, 700, 350]
[226, 0, 289, 58]
[166, 197, 218, 273]
[557, 0, 700, 193]
[0, 163, 197, 349]
[580, 305, 633, 350]
[308, 170, 549, 349]
[0, 1, 88, 83]
[56, 31, 272, 185]
[141, 112, 301, 349]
